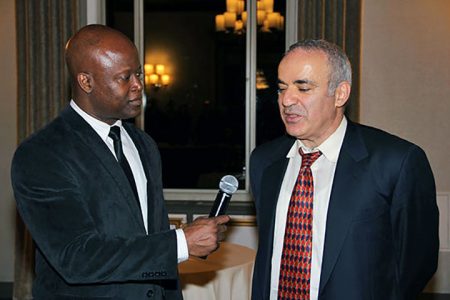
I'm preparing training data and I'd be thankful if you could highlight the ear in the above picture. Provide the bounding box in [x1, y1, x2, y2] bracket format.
[77, 72, 93, 94]
[334, 81, 351, 108]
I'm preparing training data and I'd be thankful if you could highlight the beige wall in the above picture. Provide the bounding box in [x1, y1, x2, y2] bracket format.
[0, 0, 17, 282]
[361, 0, 450, 292]
[360, 0, 450, 191]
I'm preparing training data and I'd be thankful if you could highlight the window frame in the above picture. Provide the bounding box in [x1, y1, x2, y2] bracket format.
[90, 0, 297, 201]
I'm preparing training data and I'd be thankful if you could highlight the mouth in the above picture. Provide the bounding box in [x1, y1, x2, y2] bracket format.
[283, 112, 305, 123]
[129, 97, 143, 107]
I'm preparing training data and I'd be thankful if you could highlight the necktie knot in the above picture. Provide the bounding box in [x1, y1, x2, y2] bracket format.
[299, 148, 322, 169]
[109, 126, 121, 142]
[109, 126, 123, 162]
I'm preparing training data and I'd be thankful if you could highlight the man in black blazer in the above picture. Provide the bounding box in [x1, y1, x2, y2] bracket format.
[250, 39, 439, 299]
[11, 24, 229, 299]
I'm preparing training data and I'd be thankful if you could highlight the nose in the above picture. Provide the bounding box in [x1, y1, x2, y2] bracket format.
[130, 74, 143, 92]
[279, 86, 299, 107]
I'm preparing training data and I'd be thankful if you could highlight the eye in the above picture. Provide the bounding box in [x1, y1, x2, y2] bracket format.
[119, 74, 131, 82]
[136, 71, 143, 80]
[277, 86, 287, 94]
[294, 83, 313, 93]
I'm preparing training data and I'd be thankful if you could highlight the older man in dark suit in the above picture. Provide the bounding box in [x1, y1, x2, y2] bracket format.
[250, 39, 439, 300]
[11, 24, 229, 299]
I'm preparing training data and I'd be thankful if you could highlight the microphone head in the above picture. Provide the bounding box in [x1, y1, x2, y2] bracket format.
[219, 175, 239, 194]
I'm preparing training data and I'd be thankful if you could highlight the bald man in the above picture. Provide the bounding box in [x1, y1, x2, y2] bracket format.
[11, 24, 229, 300]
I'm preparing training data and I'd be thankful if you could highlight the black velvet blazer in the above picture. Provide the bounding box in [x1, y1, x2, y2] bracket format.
[12, 106, 182, 300]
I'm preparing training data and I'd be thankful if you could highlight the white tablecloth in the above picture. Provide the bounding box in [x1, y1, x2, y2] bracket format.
[179, 242, 256, 300]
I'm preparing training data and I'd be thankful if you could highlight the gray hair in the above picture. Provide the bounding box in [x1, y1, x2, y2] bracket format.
[286, 39, 352, 96]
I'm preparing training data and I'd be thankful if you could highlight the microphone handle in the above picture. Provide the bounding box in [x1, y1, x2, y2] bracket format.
[200, 191, 231, 260]
[209, 191, 232, 217]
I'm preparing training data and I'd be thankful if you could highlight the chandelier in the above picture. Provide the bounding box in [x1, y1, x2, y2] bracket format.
[215, 0, 284, 34]
[144, 64, 170, 90]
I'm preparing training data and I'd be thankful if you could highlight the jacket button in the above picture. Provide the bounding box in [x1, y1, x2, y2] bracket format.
[147, 289, 154, 297]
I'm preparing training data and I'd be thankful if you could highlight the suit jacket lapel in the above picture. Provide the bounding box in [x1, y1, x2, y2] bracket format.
[123, 123, 156, 232]
[261, 156, 290, 240]
[257, 136, 294, 296]
[318, 122, 369, 294]
[61, 107, 146, 232]
[123, 122, 169, 234]
[261, 136, 296, 242]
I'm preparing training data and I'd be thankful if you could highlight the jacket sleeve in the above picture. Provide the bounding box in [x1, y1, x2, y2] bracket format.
[390, 144, 439, 298]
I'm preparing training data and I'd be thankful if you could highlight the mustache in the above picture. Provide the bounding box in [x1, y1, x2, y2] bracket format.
[282, 105, 306, 116]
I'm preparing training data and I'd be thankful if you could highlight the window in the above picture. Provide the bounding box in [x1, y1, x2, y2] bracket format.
[106, 0, 291, 199]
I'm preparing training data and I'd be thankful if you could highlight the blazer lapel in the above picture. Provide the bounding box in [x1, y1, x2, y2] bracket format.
[123, 123, 157, 232]
[261, 156, 290, 239]
[257, 136, 294, 296]
[61, 107, 146, 231]
[123, 123, 170, 234]
[260, 137, 296, 242]
[319, 122, 368, 294]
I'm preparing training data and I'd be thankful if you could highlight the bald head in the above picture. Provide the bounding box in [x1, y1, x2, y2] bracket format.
[65, 25, 136, 79]
[64, 24, 143, 124]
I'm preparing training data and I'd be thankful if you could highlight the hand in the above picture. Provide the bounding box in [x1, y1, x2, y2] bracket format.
[182, 215, 230, 257]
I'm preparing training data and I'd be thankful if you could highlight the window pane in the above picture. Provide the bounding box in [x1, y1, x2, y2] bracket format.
[143, 0, 247, 189]
[105, 0, 134, 41]
[105, 0, 287, 191]
[256, 0, 286, 146]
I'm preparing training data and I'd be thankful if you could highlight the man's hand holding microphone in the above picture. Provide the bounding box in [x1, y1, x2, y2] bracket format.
[182, 175, 238, 258]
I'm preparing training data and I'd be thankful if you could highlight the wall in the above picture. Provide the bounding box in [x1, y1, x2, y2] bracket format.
[0, 0, 17, 283]
[361, 0, 450, 292]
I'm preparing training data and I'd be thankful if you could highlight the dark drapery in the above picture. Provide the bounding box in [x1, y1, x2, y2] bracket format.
[14, 1, 82, 298]
[297, 0, 362, 121]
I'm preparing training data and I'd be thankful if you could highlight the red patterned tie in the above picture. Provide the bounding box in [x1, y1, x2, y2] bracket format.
[278, 149, 322, 299]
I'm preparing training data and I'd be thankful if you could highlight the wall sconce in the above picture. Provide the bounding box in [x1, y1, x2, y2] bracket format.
[256, 69, 269, 90]
[144, 63, 170, 89]
[215, 0, 284, 34]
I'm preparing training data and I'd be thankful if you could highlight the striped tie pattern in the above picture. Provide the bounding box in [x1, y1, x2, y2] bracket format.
[278, 149, 322, 299]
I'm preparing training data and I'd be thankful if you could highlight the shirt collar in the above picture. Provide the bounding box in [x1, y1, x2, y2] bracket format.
[70, 100, 122, 142]
[287, 116, 348, 163]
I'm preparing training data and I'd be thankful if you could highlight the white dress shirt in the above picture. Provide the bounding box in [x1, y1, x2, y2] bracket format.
[270, 117, 347, 300]
[70, 100, 188, 263]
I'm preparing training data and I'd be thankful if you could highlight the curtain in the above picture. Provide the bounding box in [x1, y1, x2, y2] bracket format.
[14, 1, 82, 299]
[297, 0, 362, 121]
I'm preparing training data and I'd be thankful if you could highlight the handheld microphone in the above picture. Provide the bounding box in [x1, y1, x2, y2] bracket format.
[199, 175, 238, 260]
[209, 175, 239, 217]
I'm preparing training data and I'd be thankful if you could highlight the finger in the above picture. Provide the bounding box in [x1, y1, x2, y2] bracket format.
[217, 224, 227, 233]
[213, 215, 231, 224]
[217, 231, 226, 242]
[188, 217, 212, 227]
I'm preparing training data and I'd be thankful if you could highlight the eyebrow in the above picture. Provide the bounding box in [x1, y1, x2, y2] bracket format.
[277, 79, 317, 85]
[294, 79, 316, 85]
[116, 65, 142, 74]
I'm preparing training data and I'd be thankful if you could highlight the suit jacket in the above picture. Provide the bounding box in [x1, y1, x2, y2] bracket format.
[250, 121, 439, 300]
[11, 106, 183, 300]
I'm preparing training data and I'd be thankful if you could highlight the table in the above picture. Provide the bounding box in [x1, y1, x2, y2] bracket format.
[178, 242, 256, 300]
